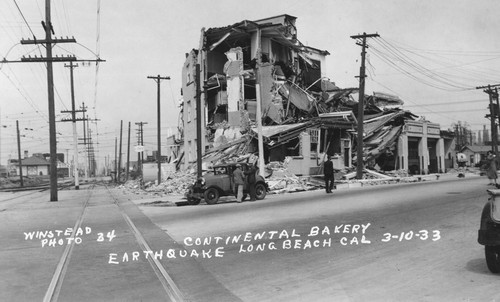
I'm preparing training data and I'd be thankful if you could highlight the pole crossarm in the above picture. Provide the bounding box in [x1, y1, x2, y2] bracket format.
[21, 37, 76, 44]
[60, 118, 88, 122]
[60, 110, 86, 114]
[350, 33, 379, 39]
[4, 58, 105, 63]
[147, 75, 171, 81]
[476, 84, 500, 91]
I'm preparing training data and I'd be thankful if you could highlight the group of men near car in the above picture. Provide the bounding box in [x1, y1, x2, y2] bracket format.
[233, 163, 258, 203]
[232, 154, 335, 203]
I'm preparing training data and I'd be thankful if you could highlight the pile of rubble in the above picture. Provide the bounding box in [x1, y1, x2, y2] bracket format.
[265, 162, 317, 194]
[335, 168, 440, 187]
[118, 171, 197, 196]
[117, 159, 445, 197]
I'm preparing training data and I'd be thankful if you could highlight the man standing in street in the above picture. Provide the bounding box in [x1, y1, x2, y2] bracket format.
[233, 164, 245, 202]
[324, 155, 334, 193]
[245, 162, 258, 201]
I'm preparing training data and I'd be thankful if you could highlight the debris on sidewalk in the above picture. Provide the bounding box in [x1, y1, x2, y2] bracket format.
[266, 163, 318, 194]
[117, 171, 197, 196]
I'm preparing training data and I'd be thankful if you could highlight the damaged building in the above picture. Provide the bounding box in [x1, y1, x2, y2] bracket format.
[179, 14, 455, 177]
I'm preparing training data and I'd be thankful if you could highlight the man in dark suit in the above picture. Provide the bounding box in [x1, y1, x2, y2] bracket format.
[244, 162, 258, 201]
[324, 155, 334, 193]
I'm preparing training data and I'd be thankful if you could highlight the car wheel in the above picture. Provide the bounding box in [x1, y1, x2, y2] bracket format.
[485, 245, 500, 273]
[204, 188, 220, 205]
[255, 183, 267, 200]
[187, 197, 201, 205]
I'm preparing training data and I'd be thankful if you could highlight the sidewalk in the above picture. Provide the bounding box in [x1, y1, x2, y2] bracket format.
[125, 171, 479, 207]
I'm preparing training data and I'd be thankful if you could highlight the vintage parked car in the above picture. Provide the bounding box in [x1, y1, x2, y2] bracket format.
[478, 188, 500, 273]
[185, 162, 268, 205]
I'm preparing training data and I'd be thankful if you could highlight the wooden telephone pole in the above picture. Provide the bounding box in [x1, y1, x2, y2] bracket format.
[61, 61, 80, 189]
[16, 120, 24, 187]
[477, 84, 500, 154]
[351, 32, 379, 179]
[147, 75, 170, 184]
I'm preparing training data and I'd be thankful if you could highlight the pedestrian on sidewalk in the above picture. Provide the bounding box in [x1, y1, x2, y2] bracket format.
[324, 155, 334, 193]
[233, 164, 245, 202]
[245, 162, 258, 201]
[486, 151, 498, 186]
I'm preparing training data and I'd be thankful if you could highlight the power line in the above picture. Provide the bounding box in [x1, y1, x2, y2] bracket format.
[404, 99, 486, 107]
[12, 0, 37, 39]
[371, 38, 474, 91]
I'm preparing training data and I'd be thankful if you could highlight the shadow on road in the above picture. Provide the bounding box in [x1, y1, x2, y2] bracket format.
[466, 258, 490, 275]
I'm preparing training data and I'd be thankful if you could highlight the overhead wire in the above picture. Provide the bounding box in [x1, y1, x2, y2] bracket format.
[377, 38, 500, 84]
[369, 38, 474, 91]
[366, 36, 499, 131]
[12, 0, 37, 40]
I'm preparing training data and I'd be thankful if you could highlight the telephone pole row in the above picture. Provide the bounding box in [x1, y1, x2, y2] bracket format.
[2, 0, 105, 201]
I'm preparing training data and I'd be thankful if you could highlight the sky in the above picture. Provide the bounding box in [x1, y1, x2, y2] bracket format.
[1, 0, 500, 169]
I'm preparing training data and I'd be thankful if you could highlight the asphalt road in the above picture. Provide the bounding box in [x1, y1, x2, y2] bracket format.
[1, 175, 497, 302]
[138, 175, 498, 301]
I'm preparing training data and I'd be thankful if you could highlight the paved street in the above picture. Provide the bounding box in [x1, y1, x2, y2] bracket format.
[0, 174, 498, 301]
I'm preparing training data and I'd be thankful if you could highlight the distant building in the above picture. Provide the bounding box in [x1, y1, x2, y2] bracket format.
[7, 151, 68, 177]
[460, 145, 492, 167]
[9, 155, 50, 176]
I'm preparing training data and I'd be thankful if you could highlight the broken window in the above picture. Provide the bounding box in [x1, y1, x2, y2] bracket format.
[308, 128, 319, 155]
[285, 138, 300, 157]
[301, 58, 322, 91]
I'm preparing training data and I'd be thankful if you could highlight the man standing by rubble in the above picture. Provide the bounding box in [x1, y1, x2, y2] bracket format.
[245, 162, 258, 201]
[233, 164, 245, 202]
[324, 155, 334, 193]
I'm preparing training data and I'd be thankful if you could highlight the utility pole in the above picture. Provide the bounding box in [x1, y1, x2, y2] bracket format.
[114, 137, 117, 183]
[477, 84, 500, 154]
[19, 1, 75, 201]
[255, 28, 265, 177]
[118, 120, 123, 183]
[147, 75, 170, 184]
[16, 120, 24, 187]
[80, 102, 89, 180]
[351, 32, 379, 179]
[43, 0, 57, 200]
[135, 122, 147, 185]
[62, 61, 79, 189]
[195, 65, 203, 178]
[126, 121, 131, 181]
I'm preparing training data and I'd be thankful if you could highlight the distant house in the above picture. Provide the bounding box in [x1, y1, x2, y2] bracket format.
[0, 165, 7, 177]
[9, 156, 50, 176]
[460, 145, 492, 167]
